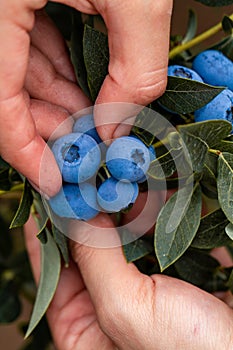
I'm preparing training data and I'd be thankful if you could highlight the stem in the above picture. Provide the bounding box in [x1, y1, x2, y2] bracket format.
[169, 13, 233, 59]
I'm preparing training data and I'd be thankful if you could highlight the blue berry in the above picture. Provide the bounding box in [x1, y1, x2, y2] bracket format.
[168, 65, 203, 83]
[192, 50, 233, 91]
[137, 145, 156, 183]
[52, 132, 101, 183]
[73, 114, 102, 144]
[194, 88, 233, 126]
[49, 182, 99, 221]
[97, 177, 139, 212]
[106, 136, 151, 182]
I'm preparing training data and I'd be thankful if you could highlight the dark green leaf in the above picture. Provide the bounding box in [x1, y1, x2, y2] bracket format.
[182, 9, 197, 43]
[52, 225, 69, 267]
[148, 149, 183, 179]
[0, 157, 9, 170]
[0, 169, 11, 191]
[201, 152, 218, 198]
[0, 282, 21, 323]
[180, 130, 208, 173]
[25, 229, 61, 338]
[195, 0, 233, 6]
[178, 120, 232, 148]
[175, 249, 220, 287]
[45, 2, 72, 40]
[83, 25, 109, 101]
[155, 183, 202, 271]
[158, 77, 224, 114]
[217, 152, 233, 223]
[70, 10, 91, 98]
[9, 181, 33, 228]
[222, 16, 233, 35]
[122, 230, 153, 263]
[191, 209, 230, 249]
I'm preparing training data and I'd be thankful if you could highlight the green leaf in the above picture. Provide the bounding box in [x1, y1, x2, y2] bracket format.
[0, 157, 9, 170]
[70, 10, 91, 98]
[226, 268, 233, 294]
[25, 229, 61, 338]
[191, 209, 230, 249]
[180, 130, 208, 173]
[222, 15, 233, 35]
[122, 230, 153, 263]
[83, 25, 109, 101]
[155, 183, 202, 271]
[148, 149, 184, 179]
[9, 181, 33, 228]
[195, 0, 233, 6]
[182, 9, 197, 44]
[0, 282, 21, 323]
[210, 34, 233, 60]
[217, 152, 233, 223]
[175, 249, 220, 287]
[158, 77, 224, 114]
[52, 225, 69, 267]
[201, 152, 218, 198]
[178, 120, 232, 148]
[225, 222, 233, 240]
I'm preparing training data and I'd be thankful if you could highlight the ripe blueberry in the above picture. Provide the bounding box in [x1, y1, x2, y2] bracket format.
[168, 65, 203, 83]
[192, 50, 233, 91]
[51, 132, 101, 183]
[73, 114, 102, 144]
[106, 136, 151, 182]
[194, 88, 233, 126]
[97, 176, 139, 212]
[49, 182, 99, 221]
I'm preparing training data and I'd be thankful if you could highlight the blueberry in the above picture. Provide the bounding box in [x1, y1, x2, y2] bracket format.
[97, 177, 139, 212]
[51, 132, 101, 183]
[168, 65, 203, 83]
[137, 145, 156, 183]
[106, 136, 151, 182]
[194, 88, 233, 127]
[73, 114, 102, 144]
[49, 182, 99, 221]
[192, 50, 233, 91]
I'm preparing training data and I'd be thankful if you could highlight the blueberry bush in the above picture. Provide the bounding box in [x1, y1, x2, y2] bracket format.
[1, 0, 233, 348]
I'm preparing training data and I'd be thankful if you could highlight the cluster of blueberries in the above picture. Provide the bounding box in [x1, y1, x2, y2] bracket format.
[49, 49, 232, 222]
[168, 49, 233, 124]
[49, 114, 155, 221]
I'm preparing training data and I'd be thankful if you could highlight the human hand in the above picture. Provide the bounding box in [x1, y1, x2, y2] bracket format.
[25, 212, 233, 350]
[0, 0, 173, 197]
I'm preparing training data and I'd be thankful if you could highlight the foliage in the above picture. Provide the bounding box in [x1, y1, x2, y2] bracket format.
[1, 1, 233, 348]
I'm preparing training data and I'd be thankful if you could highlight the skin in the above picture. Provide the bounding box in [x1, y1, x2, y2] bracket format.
[0, 0, 172, 197]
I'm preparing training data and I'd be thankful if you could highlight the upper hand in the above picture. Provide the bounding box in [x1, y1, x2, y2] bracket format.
[0, 0, 173, 196]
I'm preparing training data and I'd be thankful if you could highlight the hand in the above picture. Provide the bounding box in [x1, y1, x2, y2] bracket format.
[25, 213, 233, 350]
[0, 0, 173, 196]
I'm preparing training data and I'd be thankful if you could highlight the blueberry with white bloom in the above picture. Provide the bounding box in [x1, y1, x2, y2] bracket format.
[168, 65, 203, 83]
[192, 50, 233, 91]
[73, 113, 102, 143]
[194, 88, 233, 127]
[52, 132, 101, 183]
[49, 182, 99, 221]
[106, 136, 151, 182]
[97, 177, 139, 212]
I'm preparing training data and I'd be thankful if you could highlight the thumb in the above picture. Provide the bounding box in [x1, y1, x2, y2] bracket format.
[93, 0, 173, 141]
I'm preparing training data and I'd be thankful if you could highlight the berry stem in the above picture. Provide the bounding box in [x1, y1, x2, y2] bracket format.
[169, 13, 233, 59]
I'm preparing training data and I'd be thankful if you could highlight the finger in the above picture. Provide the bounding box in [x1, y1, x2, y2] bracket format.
[30, 99, 73, 140]
[31, 10, 76, 82]
[0, 92, 62, 196]
[25, 46, 91, 114]
[0, 1, 63, 196]
[93, 0, 173, 140]
[69, 214, 142, 310]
